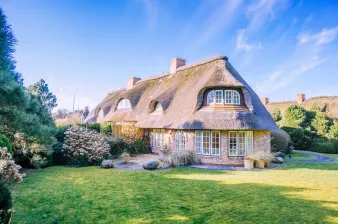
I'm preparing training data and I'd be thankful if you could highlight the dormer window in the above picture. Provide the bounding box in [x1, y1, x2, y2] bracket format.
[207, 89, 241, 106]
[154, 102, 162, 111]
[117, 99, 131, 110]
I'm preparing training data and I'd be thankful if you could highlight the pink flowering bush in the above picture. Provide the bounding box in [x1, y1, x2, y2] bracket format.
[63, 126, 110, 166]
[0, 147, 23, 185]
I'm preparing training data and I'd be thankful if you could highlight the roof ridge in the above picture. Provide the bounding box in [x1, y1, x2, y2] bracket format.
[134, 55, 227, 86]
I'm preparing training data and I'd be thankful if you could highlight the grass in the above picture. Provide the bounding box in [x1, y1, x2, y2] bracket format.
[289, 151, 314, 160]
[12, 153, 338, 224]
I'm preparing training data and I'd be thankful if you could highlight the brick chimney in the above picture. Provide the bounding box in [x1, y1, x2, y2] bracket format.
[260, 97, 269, 106]
[297, 94, 305, 104]
[127, 77, 141, 90]
[170, 58, 186, 74]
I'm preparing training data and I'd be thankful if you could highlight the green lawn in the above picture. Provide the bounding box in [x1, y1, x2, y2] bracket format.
[12, 154, 338, 224]
[289, 151, 314, 160]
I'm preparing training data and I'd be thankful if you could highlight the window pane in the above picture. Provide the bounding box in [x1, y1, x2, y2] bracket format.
[225, 91, 232, 104]
[246, 131, 253, 155]
[215, 90, 223, 104]
[207, 90, 215, 105]
[211, 131, 220, 155]
[195, 131, 202, 154]
[233, 91, 240, 105]
[238, 132, 246, 156]
[203, 131, 210, 155]
[229, 132, 237, 156]
[181, 134, 186, 150]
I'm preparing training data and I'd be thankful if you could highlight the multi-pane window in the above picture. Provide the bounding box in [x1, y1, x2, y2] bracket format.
[211, 131, 221, 155]
[202, 131, 210, 155]
[225, 90, 232, 104]
[151, 129, 165, 148]
[207, 90, 240, 105]
[233, 91, 240, 105]
[117, 99, 131, 110]
[207, 91, 215, 105]
[195, 131, 221, 156]
[174, 131, 186, 151]
[228, 131, 254, 157]
[195, 131, 202, 154]
[215, 90, 223, 104]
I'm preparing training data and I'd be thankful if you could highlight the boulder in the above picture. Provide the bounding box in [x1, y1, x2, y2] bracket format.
[143, 161, 159, 170]
[274, 151, 285, 158]
[101, 160, 114, 168]
[271, 157, 284, 164]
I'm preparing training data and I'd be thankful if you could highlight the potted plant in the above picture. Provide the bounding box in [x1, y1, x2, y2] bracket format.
[246, 151, 274, 169]
[244, 152, 254, 170]
[121, 152, 131, 163]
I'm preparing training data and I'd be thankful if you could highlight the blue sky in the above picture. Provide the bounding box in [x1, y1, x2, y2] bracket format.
[1, 0, 338, 111]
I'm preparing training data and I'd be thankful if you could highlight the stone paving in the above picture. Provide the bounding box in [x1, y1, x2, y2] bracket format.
[284, 150, 336, 163]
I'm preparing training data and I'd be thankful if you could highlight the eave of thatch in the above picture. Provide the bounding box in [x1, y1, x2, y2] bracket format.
[85, 56, 278, 130]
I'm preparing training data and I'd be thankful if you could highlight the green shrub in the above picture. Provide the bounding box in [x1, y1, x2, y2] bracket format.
[52, 125, 71, 165]
[105, 136, 127, 157]
[270, 108, 282, 122]
[63, 126, 110, 166]
[0, 134, 12, 154]
[309, 138, 338, 154]
[329, 122, 338, 139]
[101, 122, 112, 134]
[281, 126, 315, 151]
[311, 112, 332, 137]
[78, 122, 101, 133]
[283, 105, 308, 128]
[270, 129, 291, 153]
[106, 136, 151, 157]
[0, 178, 12, 224]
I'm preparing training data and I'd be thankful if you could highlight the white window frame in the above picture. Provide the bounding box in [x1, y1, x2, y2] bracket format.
[215, 90, 224, 104]
[151, 129, 165, 148]
[195, 131, 202, 154]
[195, 130, 221, 156]
[225, 90, 233, 104]
[228, 131, 253, 157]
[233, 90, 240, 105]
[174, 131, 186, 151]
[211, 131, 221, 155]
[207, 90, 215, 105]
[117, 99, 131, 110]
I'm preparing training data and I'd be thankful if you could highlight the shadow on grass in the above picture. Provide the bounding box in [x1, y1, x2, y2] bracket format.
[12, 167, 338, 224]
[281, 161, 338, 171]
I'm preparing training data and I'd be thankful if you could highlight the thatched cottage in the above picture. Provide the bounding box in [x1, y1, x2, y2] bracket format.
[86, 56, 279, 165]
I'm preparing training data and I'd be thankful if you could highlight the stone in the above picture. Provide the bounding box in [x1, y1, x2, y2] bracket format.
[274, 151, 285, 158]
[271, 157, 283, 164]
[143, 161, 159, 170]
[101, 160, 114, 168]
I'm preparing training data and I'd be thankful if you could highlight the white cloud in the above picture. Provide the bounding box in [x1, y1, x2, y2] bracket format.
[236, 29, 262, 52]
[139, 0, 159, 27]
[256, 27, 338, 97]
[190, 0, 243, 49]
[246, 0, 289, 33]
[298, 27, 338, 45]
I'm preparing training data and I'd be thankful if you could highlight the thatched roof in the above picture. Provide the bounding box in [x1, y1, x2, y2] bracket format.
[86, 56, 278, 130]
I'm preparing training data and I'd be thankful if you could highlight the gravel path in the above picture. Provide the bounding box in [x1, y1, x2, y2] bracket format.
[285, 150, 336, 163]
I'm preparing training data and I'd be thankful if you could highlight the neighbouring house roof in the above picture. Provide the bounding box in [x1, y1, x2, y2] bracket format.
[86, 56, 278, 130]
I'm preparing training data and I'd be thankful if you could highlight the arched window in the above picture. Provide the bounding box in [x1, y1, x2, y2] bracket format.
[174, 131, 186, 151]
[97, 108, 104, 120]
[117, 99, 131, 110]
[233, 91, 240, 105]
[154, 102, 162, 111]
